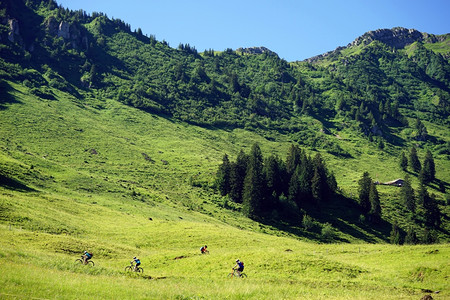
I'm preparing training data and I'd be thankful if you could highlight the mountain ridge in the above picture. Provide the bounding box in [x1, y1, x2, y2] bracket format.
[304, 27, 449, 63]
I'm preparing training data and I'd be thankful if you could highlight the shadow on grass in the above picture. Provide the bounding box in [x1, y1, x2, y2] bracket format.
[256, 193, 392, 243]
[0, 81, 21, 110]
[0, 174, 35, 192]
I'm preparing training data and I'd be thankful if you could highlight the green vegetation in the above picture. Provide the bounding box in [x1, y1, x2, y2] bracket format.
[0, 0, 449, 298]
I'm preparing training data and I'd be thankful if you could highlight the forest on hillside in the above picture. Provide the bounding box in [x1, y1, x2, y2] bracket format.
[215, 143, 444, 244]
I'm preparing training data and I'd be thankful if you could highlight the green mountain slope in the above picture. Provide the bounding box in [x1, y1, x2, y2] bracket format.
[0, 0, 449, 240]
[1, 0, 450, 298]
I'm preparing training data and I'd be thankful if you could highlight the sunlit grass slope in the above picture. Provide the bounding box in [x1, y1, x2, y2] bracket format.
[0, 82, 449, 299]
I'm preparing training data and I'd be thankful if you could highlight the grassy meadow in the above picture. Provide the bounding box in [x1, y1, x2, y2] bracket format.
[1, 82, 449, 299]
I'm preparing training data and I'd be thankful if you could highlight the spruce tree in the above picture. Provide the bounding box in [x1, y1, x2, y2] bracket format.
[311, 153, 328, 204]
[229, 150, 247, 203]
[389, 222, 402, 245]
[263, 154, 283, 212]
[423, 191, 441, 229]
[358, 172, 372, 213]
[298, 158, 313, 204]
[216, 154, 231, 196]
[242, 143, 264, 218]
[409, 147, 421, 173]
[368, 182, 381, 221]
[405, 226, 418, 245]
[421, 150, 436, 183]
[401, 175, 415, 212]
[288, 165, 302, 207]
[311, 168, 323, 204]
[264, 154, 283, 198]
[285, 144, 302, 176]
[399, 152, 408, 171]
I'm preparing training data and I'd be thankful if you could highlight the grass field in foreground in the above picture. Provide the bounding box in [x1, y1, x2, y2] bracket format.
[0, 183, 449, 300]
[1, 218, 449, 300]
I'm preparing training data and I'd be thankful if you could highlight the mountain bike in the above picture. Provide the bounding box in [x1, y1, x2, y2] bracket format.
[125, 261, 143, 273]
[75, 256, 94, 266]
[227, 268, 247, 278]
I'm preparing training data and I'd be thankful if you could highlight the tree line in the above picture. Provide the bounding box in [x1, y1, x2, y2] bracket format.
[215, 144, 338, 220]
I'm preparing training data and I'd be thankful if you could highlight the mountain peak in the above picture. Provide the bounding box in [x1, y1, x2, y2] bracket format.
[236, 46, 278, 57]
[304, 27, 447, 63]
[350, 27, 426, 48]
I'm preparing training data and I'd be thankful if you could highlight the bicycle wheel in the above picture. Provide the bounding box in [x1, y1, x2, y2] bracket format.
[87, 260, 95, 266]
[75, 259, 83, 264]
[137, 267, 143, 273]
[125, 266, 132, 272]
[227, 272, 234, 278]
[240, 273, 247, 278]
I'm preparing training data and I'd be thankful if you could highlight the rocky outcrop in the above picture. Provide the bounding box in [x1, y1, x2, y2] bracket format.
[0, 17, 23, 45]
[45, 17, 89, 50]
[304, 27, 447, 63]
[351, 27, 426, 48]
[236, 46, 278, 57]
[57, 21, 70, 39]
[8, 18, 20, 42]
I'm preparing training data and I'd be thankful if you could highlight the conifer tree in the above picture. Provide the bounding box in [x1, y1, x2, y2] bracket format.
[399, 152, 408, 171]
[229, 150, 247, 203]
[421, 228, 436, 244]
[416, 181, 427, 207]
[423, 190, 441, 229]
[405, 226, 418, 245]
[285, 144, 302, 176]
[288, 165, 302, 207]
[327, 171, 338, 195]
[242, 143, 264, 218]
[263, 155, 284, 211]
[401, 175, 415, 212]
[368, 182, 381, 221]
[311, 153, 328, 204]
[421, 150, 436, 183]
[216, 154, 231, 196]
[358, 172, 372, 213]
[409, 147, 421, 173]
[389, 222, 402, 245]
[311, 168, 323, 204]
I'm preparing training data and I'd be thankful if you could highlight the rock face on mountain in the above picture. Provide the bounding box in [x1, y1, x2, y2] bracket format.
[7, 18, 20, 42]
[350, 27, 444, 48]
[45, 17, 89, 50]
[236, 46, 278, 57]
[1, 14, 88, 51]
[0, 17, 22, 44]
[305, 27, 447, 63]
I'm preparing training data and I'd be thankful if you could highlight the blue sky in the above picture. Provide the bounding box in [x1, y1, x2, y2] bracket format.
[58, 0, 449, 61]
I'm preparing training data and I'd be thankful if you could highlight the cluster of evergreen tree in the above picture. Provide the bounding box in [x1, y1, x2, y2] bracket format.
[391, 175, 441, 244]
[358, 170, 442, 244]
[399, 147, 436, 184]
[357, 172, 381, 222]
[216, 144, 338, 220]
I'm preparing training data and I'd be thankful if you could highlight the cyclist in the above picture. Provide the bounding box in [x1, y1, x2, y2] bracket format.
[83, 251, 93, 264]
[132, 256, 141, 271]
[200, 245, 208, 254]
[233, 259, 244, 276]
